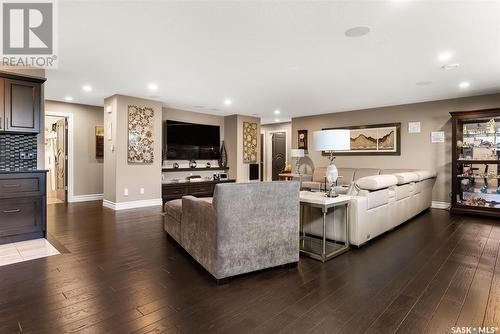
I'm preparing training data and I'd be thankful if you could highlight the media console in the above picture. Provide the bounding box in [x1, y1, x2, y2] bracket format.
[162, 179, 236, 205]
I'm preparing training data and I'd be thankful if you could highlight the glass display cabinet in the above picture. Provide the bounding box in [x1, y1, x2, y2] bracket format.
[450, 109, 500, 217]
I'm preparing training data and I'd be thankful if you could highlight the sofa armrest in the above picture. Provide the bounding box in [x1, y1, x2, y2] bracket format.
[181, 196, 218, 276]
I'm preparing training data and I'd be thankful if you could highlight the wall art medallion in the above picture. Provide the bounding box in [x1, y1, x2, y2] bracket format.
[243, 121, 258, 163]
[128, 105, 155, 164]
[322, 123, 401, 156]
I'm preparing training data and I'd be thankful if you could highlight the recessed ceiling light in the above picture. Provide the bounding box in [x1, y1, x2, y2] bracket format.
[82, 85, 92, 92]
[224, 99, 232, 106]
[274, 109, 281, 115]
[147, 83, 158, 91]
[344, 26, 371, 38]
[438, 52, 453, 61]
[441, 63, 460, 70]
[64, 96, 73, 101]
[459, 81, 470, 89]
[275, 118, 280, 122]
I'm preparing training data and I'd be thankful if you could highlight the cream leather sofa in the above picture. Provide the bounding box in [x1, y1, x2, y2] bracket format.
[302, 168, 436, 246]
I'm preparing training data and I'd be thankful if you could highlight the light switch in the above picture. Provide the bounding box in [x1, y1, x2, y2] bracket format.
[124, 188, 129, 196]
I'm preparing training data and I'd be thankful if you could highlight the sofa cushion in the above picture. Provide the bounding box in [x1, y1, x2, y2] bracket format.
[380, 169, 415, 175]
[312, 167, 327, 182]
[393, 172, 419, 185]
[365, 188, 390, 210]
[354, 168, 380, 181]
[337, 168, 356, 185]
[356, 175, 398, 191]
[164, 197, 212, 222]
[164, 199, 182, 222]
[302, 181, 324, 190]
[393, 184, 411, 200]
[413, 170, 437, 181]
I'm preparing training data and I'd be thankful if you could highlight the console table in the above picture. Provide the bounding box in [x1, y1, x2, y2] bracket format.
[299, 191, 350, 262]
[162, 179, 235, 205]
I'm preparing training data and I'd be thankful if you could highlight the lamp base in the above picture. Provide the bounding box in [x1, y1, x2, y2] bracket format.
[326, 163, 339, 197]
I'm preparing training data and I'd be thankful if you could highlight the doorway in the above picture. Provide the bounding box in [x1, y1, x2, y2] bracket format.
[45, 115, 68, 204]
[271, 132, 286, 181]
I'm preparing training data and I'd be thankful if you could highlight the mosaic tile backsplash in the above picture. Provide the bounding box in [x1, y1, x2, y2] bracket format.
[0, 133, 37, 171]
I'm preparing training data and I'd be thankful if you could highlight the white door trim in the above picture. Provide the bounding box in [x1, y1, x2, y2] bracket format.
[45, 111, 75, 203]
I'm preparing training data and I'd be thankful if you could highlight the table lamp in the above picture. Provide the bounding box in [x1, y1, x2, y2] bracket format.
[313, 129, 350, 197]
[290, 149, 305, 174]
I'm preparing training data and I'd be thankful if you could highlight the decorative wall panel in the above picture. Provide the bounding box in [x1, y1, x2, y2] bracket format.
[128, 105, 155, 164]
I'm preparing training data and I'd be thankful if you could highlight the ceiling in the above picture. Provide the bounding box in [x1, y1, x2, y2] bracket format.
[45, 0, 500, 124]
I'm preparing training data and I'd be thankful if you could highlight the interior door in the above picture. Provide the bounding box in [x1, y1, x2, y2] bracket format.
[55, 118, 67, 202]
[271, 132, 286, 181]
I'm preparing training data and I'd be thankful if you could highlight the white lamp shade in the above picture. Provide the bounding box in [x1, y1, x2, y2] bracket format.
[313, 129, 351, 151]
[291, 149, 305, 158]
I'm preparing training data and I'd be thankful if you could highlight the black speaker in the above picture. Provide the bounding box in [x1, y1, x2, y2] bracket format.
[249, 163, 259, 181]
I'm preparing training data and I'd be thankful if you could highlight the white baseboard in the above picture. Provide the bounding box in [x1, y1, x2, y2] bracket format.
[102, 198, 162, 211]
[69, 194, 104, 203]
[431, 201, 450, 210]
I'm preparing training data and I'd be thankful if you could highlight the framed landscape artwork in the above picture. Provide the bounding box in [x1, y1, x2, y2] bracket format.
[322, 123, 401, 156]
[128, 105, 155, 164]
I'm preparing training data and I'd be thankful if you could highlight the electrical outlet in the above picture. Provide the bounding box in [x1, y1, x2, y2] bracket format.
[140, 188, 145, 195]
[124, 188, 129, 196]
[19, 152, 33, 160]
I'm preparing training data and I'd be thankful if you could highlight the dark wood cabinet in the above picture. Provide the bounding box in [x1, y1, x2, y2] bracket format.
[162, 179, 236, 205]
[0, 72, 45, 134]
[0, 171, 47, 244]
[450, 109, 500, 218]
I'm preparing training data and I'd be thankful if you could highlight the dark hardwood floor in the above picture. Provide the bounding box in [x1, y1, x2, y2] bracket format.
[0, 202, 499, 334]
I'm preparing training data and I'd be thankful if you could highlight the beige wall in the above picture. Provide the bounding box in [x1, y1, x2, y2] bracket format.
[224, 115, 238, 180]
[261, 122, 292, 181]
[223, 115, 261, 182]
[292, 93, 500, 203]
[104, 95, 162, 204]
[45, 100, 104, 197]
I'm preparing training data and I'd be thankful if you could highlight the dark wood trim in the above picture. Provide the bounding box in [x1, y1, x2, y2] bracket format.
[322, 122, 401, 156]
[162, 167, 229, 172]
[0, 71, 46, 83]
[162, 179, 236, 204]
[449, 108, 500, 120]
[457, 160, 500, 164]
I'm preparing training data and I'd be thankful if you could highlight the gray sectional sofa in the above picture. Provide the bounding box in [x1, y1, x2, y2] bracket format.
[163, 181, 300, 283]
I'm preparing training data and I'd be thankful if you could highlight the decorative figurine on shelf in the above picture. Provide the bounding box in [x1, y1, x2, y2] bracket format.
[497, 186, 500, 194]
[173, 162, 179, 169]
[480, 185, 488, 193]
[206, 162, 211, 168]
[218, 141, 228, 168]
[189, 160, 197, 168]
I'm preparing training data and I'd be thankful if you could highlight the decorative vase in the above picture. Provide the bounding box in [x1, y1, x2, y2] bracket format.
[219, 141, 228, 167]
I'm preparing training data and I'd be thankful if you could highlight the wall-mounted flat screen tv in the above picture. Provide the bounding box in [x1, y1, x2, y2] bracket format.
[164, 120, 220, 160]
